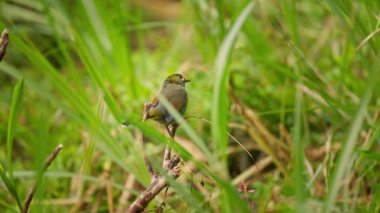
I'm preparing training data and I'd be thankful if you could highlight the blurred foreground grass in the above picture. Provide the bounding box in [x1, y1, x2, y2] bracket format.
[0, 0, 380, 212]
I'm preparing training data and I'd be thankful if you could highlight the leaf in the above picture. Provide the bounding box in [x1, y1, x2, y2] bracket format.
[324, 71, 375, 212]
[358, 150, 380, 161]
[212, 0, 256, 172]
[5, 77, 24, 211]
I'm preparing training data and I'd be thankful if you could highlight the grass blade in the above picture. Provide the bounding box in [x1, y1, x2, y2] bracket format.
[293, 84, 306, 212]
[212, 0, 256, 172]
[5, 77, 24, 211]
[158, 96, 213, 161]
[324, 73, 375, 212]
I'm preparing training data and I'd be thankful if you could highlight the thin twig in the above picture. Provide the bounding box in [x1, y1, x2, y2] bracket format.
[129, 122, 181, 212]
[0, 29, 9, 62]
[142, 102, 154, 177]
[163, 124, 176, 170]
[185, 116, 255, 163]
[22, 144, 63, 213]
[157, 186, 170, 212]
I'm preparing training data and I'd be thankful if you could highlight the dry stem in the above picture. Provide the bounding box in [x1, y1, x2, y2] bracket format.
[22, 144, 63, 213]
[0, 29, 9, 62]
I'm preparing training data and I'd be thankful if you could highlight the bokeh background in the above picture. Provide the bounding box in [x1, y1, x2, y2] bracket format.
[1, 0, 380, 212]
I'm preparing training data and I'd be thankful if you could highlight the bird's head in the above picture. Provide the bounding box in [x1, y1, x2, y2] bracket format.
[163, 74, 190, 87]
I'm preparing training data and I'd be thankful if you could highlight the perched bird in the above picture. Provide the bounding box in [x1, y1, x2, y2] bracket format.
[143, 73, 190, 137]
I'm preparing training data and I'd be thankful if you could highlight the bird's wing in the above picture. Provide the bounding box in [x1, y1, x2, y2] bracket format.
[149, 96, 159, 107]
[145, 84, 188, 124]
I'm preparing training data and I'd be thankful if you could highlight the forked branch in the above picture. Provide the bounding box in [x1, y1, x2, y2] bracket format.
[128, 105, 182, 212]
[128, 155, 181, 212]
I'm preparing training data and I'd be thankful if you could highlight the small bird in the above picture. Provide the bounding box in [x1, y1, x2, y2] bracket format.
[143, 74, 190, 137]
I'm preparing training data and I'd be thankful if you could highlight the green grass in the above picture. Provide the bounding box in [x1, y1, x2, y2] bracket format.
[1, 77, 24, 211]
[1, 0, 380, 212]
[212, 0, 256, 177]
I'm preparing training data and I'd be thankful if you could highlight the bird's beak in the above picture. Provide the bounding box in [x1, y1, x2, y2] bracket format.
[184, 79, 191, 83]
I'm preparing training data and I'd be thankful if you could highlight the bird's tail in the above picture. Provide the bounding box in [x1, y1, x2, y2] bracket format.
[122, 102, 152, 127]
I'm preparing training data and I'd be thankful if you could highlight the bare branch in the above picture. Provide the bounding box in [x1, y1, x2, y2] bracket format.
[163, 124, 177, 170]
[127, 101, 183, 212]
[22, 144, 63, 213]
[128, 155, 181, 212]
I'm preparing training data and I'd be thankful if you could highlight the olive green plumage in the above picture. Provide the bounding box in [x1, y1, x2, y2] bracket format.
[144, 74, 190, 127]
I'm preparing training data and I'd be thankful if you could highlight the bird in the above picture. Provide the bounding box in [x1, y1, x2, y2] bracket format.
[143, 73, 190, 137]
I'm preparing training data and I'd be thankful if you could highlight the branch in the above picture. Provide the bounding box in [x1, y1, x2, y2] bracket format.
[163, 124, 178, 170]
[129, 155, 181, 212]
[0, 29, 9, 62]
[128, 114, 181, 212]
[22, 144, 63, 213]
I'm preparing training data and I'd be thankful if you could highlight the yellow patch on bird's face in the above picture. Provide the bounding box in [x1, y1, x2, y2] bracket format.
[166, 74, 190, 84]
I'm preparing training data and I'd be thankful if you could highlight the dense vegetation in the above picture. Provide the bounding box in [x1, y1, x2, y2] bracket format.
[1, 0, 380, 212]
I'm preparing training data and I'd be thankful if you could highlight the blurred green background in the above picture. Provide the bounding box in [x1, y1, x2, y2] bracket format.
[1, 0, 380, 212]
